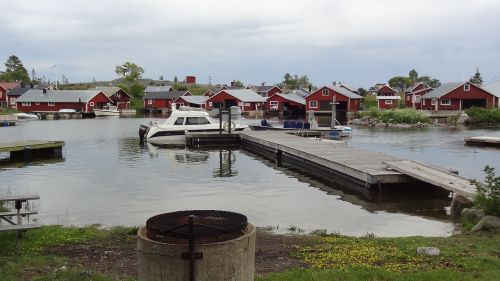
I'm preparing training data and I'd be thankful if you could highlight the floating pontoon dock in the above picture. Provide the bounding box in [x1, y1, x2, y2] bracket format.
[465, 136, 500, 148]
[239, 131, 477, 197]
[0, 140, 65, 160]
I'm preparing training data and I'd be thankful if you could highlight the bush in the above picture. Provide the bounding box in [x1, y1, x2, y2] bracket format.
[465, 107, 500, 125]
[357, 108, 430, 124]
[471, 166, 500, 216]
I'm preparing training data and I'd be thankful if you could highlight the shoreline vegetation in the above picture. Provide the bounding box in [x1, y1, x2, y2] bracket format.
[0, 225, 499, 281]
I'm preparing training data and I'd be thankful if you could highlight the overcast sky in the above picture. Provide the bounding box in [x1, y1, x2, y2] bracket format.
[1, 0, 500, 88]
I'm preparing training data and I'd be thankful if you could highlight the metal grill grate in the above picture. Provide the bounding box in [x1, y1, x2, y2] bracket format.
[146, 210, 247, 243]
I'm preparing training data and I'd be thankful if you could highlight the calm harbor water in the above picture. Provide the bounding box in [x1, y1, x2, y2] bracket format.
[1, 116, 499, 237]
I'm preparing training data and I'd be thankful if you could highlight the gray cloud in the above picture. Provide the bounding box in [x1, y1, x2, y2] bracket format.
[1, 0, 500, 87]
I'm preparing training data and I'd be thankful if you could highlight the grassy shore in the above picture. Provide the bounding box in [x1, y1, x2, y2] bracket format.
[0, 226, 499, 281]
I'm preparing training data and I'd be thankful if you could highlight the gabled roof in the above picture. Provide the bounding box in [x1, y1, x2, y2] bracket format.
[144, 85, 172, 93]
[306, 86, 362, 99]
[176, 95, 207, 105]
[15, 90, 111, 103]
[376, 84, 396, 93]
[0, 82, 20, 91]
[214, 89, 267, 102]
[289, 88, 310, 98]
[405, 82, 432, 94]
[271, 93, 305, 105]
[339, 83, 357, 93]
[144, 90, 188, 100]
[483, 81, 500, 98]
[95, 86, 130, 98]
[6, 87, 31, 97]
[251, 85, 282, 93]
[422, 82, 466, 99]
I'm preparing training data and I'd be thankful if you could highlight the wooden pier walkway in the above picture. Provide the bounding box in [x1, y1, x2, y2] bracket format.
[240, 131, 408, 186]
[239, 131, 477, 197]
[384, 160, 476, 198]
[465, 136, 500, 148]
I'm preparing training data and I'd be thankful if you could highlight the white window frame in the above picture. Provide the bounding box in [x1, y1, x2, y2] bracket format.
[440, 99, 451, 105]
[22, 102, 31, 106]
[270, 101, 279, 110]
[90, 102, 94, 107]
[148, 99, 153, 105]
[431, 99, 436, 105]
[309, 100, 318, 108]
[209, 102, 213, 106]
[48, 102, 55, 107]
[322, 89, 329, 96]
[464, 84, 470, 91]
[36, 102, 40, 105]
[244, 102, 251, 107]
[422, 99, 426, 105]
[10, 98, 16, 105]
[385, 100, 393, 105]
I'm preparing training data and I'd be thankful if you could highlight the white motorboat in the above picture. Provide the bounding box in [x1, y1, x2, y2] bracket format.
[139, 105, 248, 145]
[94, 105, 120, 117]
[13, 113, 40, 120]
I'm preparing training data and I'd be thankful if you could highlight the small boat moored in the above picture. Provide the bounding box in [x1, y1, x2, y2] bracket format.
[139, 104, 248, 145]
[94, 105, 120, 117]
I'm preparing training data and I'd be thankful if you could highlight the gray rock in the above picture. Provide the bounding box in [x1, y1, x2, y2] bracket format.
[450, 196, 474, 218]
[417, 247, 440, 256]
[470, 215, 500, 233]
[349, 119, 361, 125]
[375, 122, 387, 128]
[456, 113, 470, 125]
[461, 208, 485, 224]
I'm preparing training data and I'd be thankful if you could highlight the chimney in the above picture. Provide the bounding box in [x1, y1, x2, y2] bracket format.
[231, 80, 236, 87]
[43, 88, 47, 94]
[308, 85, 312, 92]
[261, 82, 265, 86]
[332, 82, 337, 86]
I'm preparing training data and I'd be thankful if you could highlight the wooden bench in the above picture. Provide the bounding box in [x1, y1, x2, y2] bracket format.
[0, 224, 42, 232]
[0, 194, 41, 238]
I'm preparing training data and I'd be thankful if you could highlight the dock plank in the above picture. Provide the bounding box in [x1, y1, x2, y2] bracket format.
[241, 131, 408, 185]
[384, 160, 476, 198]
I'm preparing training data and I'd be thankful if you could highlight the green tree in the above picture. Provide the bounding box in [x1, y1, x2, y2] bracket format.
[357, 88, 367, 96]
[471, 166, 500, 216]
[174, 76, 178, 83]
[409, 69, 418, 83]
[281, 73, 310, 90]
[469, 67, 483, 86]
[416, 75, 441, 88]
[115, 62, 144, 86]
[388, 76, 411, 92]
[233, 80, 244, 87]
[0, 55, 30, 83]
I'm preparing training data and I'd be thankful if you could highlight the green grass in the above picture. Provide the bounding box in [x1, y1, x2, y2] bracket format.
[258, 232, 500, 281]
[0, 107, 20, 115]
[0, 226, 134, 281]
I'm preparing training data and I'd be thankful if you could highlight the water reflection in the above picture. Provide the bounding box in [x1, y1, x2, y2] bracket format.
[240, 149, 451, 220]
[213, 149, 238, 178]
[145, 142, 210, 165]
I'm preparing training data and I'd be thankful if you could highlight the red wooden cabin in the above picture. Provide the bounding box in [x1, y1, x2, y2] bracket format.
[305, 86, 362, 112]
[205, 89, 266, 112]
[15, 89, 112, 112]
[421, 82, 497, 111]
[376, 85, 400, 109]
[144, 91, 191, 109]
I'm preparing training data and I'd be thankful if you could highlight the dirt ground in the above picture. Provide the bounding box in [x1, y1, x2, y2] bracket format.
[43, 228, 316, 279]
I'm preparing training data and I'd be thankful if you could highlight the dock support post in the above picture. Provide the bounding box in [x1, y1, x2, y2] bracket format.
[276, 150, 282, 167]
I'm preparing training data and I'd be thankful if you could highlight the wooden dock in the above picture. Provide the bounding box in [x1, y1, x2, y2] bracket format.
[384, 160, 476, 199]
[185, 133, 241, 148]
[465, 136, 500, 148]
[0, 140, 65, 160]
[239, 131, 477, 197]
[240, 131, 408, 186]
